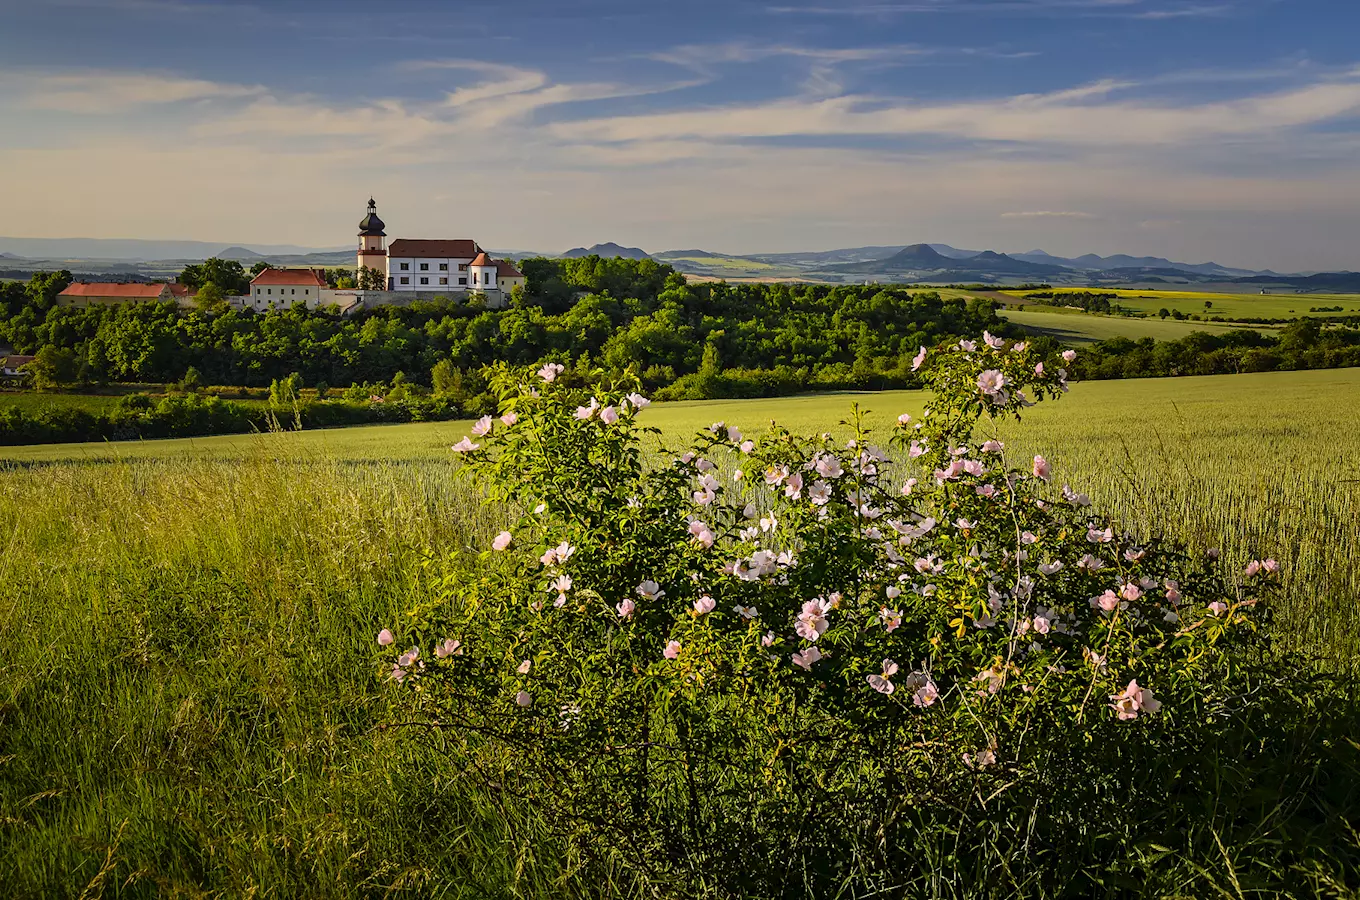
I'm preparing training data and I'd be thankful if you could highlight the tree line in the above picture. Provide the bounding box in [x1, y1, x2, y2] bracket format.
[3, 258, 1358, 418]
[0, 258, 1011, 396]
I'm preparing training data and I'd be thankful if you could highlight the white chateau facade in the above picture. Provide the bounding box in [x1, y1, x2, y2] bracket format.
[356, 199, 524, 295]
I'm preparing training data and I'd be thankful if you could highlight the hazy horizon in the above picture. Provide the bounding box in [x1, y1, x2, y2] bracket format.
[3, 0, 1359, 272]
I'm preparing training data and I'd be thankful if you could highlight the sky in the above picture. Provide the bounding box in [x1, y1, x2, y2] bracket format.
[1, 0, 1359, 271]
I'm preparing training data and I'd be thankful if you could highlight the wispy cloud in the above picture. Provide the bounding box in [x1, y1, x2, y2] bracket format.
[1001, 210, 1097, 218]
[547, 73, 1360, 148]
[767, 0, 1242, 17]
[4, 71, 265, 113]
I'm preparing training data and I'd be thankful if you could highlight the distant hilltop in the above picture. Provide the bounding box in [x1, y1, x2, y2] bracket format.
[561, 242, 651, 260]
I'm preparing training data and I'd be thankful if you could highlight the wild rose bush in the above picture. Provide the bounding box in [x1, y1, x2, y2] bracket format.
[377, 342, 1289, 896]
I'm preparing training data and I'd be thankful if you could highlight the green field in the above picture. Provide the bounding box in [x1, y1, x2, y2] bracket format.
[0, 391, 128, 413]
[1002, 287, 1360, 320]
[0, 389, 274, 414]
[3, 366, 1358, 895]
[3, 368, 1357, 665]
[999, 305, 1271, 344]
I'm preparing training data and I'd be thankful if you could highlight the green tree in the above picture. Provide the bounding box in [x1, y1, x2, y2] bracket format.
[250, 261, 274, 276]
[25, 270, 73, 311]
[194, 282, 229, 313]
[431, 359, 457, 396]
[269, 371, 303, 406]
[177, 366, 203, 393]
[314, 380, 330, 400]
[25, 344, 80, 389]
[179, 258, 249, 295]
[1158, 308, 1170, 319]
[358, 267, 386, 291]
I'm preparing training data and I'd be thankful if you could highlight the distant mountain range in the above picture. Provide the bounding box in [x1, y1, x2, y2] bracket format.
[0, 236, 351, 261]
[2, 234, 1356, 291]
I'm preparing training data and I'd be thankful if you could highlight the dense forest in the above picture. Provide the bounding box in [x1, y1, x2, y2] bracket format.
[0, 259, 1010, 394]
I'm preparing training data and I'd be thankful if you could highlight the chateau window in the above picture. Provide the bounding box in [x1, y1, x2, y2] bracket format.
[420, 277, 429, 285]
[440, 277, 448, 285]
[268, 289, 272, 295]
[400, 263, 409, 271]
[439, 263, 448, 271]
[458, 277, 467, 285]
[420, 263, 429, 271]
[400, 277, 409, 285]
[291, 289, 296, 295]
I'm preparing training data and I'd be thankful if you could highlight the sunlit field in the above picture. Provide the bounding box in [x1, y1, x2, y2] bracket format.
[3, 367, 1357, 664]
[3, 367, 1359, 895]
[999, 305, 1272, 344]
[1001, 286, 1360, 319]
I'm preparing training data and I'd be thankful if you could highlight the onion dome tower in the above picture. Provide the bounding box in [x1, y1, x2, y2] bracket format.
[356, 198, 387, 285]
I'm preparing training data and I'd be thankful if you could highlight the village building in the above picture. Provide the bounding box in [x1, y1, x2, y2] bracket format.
[0, 355, 35, 377]
[355, 200, 523, 298]
[248, 267, 328, 311]
[57, 282, 193, 307]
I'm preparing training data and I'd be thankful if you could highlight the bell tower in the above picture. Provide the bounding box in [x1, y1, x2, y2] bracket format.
[356, 198, 387, 285]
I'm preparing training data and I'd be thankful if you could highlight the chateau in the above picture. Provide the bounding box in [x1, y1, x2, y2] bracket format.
[355, 199, 524, 294]
[51, 199, 526, 315]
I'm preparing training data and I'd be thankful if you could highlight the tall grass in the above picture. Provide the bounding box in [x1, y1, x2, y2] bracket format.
[2, 369, 1359, 895]
[0, 449, 602, 897]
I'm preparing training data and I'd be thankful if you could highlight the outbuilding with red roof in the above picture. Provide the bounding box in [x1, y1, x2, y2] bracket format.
[248, 268, 328, 310]
[58, 282, 191, 306]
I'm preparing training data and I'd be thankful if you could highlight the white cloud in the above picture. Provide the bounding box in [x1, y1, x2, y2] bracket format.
[5, 71, 264, 113]
[547, 74, 1360, 148]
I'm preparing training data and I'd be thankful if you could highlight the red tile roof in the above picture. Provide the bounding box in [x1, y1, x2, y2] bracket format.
[250, 268, 327, 287]
[1, 355, 35, 368]
[468, 252, 493, 267]
[494, 259, 523, 278]
[59, 282, 170, 298]
[167, 284, 196, 298]
[387, 239, 481, 259]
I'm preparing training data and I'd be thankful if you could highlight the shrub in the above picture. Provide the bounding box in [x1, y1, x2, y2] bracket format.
[366, 339, 1360, 896]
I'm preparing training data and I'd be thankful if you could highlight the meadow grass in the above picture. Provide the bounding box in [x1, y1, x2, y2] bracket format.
[999, 305, 1272, 344]
[3, 368, 1359, 896]
[1000, 287, 1360, 319]
[0, 389, 272, 415]
[3, 368, 1357, 664]
[0, 391, 129, 413]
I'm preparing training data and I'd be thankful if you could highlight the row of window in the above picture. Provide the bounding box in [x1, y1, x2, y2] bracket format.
[398, 276, 472, 286]
[398, 262, 470, 272]
[255, 288, 312, 296]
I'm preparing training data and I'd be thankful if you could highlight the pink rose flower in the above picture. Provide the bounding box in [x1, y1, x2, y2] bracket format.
[1032, 455, 1051, 481]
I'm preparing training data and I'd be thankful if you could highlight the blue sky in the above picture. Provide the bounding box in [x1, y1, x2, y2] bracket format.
[2, 0, 1359, 270]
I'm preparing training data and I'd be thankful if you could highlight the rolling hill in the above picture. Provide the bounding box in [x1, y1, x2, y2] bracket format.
[561, 242, 651, 260]
[827, 243, 1071, 279]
